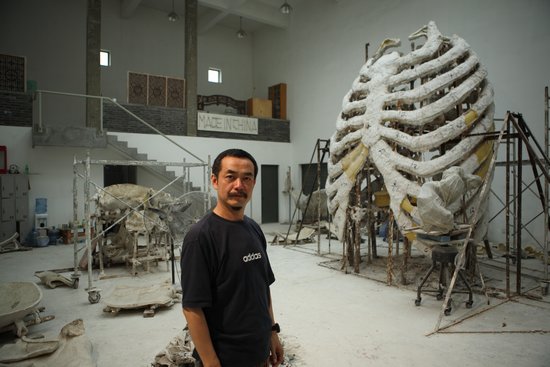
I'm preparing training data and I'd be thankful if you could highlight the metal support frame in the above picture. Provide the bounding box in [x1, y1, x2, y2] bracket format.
[488, 112, 550, 297]
[432, 110, 550, 332]
[283, 139, 330, 253]
[72, 155, 208, 304]
[544, 87, 549, 284]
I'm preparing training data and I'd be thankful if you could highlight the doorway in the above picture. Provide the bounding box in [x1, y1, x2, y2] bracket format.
[104, 165, 137, 187]
[300, 162, 328, 194]
[261, 165, 279, 223]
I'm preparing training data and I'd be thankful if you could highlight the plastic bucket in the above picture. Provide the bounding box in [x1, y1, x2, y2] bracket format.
[35, 198, 47, 214]
[48, 228, 60, 245]
[35, 235, 49, 247]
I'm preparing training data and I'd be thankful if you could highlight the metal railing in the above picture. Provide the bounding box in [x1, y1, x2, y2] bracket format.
[34, 89, 204, 163]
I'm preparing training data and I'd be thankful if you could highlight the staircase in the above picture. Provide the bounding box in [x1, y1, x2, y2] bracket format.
[106, 134, 201, 198]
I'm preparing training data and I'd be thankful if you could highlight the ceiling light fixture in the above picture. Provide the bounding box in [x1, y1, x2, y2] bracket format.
[280, 1, 293, 14]
[236, 17, 247, 39]
[167, 0, 178, 22]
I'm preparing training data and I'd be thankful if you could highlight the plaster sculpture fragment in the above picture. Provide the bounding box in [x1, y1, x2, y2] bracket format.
[417, 166, 482, 233]
[290, 189, 329, 223]
[103, 283, 179, 317]
[91, 184, 192, 272]
[326, 21, 495, 248]
[0, 282, 43, 337]
[35, 271, 78, 289]
[0, 319, 96, 367]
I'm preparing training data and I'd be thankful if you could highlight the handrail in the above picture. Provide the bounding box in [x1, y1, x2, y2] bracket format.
[34, 89, 205, 163]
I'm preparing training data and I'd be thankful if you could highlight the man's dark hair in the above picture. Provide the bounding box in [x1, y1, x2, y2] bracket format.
[212, 149, 258, 179]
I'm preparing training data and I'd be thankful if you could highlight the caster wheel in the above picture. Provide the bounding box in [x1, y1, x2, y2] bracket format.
[88, 291, 101, 304]
[466, 300, 473, 309]
[444, 307, 451, 316]
[72, 278, 79, 289]
[415, 298, 421, 306]
[436, 293, 443, 300]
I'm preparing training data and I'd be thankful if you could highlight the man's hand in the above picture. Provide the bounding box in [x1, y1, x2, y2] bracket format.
[201, 360, 222, 367]
[268, 332, 284, 366]
[182, 308, 221, 367]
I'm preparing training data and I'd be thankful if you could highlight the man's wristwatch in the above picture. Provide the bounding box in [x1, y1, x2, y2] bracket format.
[271, 323, 280, 333]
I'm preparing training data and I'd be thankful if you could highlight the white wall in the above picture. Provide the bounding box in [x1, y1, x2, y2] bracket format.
[0, 0, 87, 126]
[0, 126, 126, 237]
[0, 0, 255, 118]
[254, 0, 550, 153]
[112, 132, 293, 223]
[252, 0, 550, 245]
[197, 25, 255, 99]
[0, 126, 292, 235]
[100, 0, 255, 101]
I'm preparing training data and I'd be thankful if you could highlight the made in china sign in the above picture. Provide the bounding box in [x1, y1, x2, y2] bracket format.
[197, 112, 258, 135]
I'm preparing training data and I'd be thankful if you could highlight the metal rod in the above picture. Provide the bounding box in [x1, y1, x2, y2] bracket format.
[428, 299, 509, 336]
[545, 86, 549, 280]
[72, 157, 79, 280]
[354, 180, 361, 273]
[207, 155, 212, 213]
[514, 113, 550, 170]
[74, 159, 203, 167]
[36, 89, 105, 99]
[99, 98, 104, 134]
[365, 163, 372, 264]
[285, 139, 329, 245]
[317, 139, 321, 255]
[489, 172, 545, 223]
[505, 115, 511, 297]
[37, 91, 43, 132]
[387, 211, 394, 285]
[171, 236, 175, 284]
[85, 151, 93, 291]
[106, 98, 204, 163]
[504, 115, 517, 298]
[504, 115, 510, 298]
[516, 123, 523, 295]
[287, 166, 292, 224]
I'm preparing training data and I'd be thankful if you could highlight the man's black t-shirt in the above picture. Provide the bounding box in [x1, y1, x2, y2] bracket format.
[180, 212, 275, 367]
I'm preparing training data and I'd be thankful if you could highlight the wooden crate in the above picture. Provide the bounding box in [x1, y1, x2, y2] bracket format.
[268, 83, 287, 119]
[247, 98, 272, 118]
[61, 228, 93, 244]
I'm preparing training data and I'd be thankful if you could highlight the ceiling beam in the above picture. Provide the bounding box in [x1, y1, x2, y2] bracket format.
[198, 9, 230, 34]
[199, 0, 289, 29]
[120, 0, 143, 18]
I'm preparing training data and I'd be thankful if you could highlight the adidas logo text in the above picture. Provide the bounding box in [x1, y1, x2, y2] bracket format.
[242, 252, 262, 262]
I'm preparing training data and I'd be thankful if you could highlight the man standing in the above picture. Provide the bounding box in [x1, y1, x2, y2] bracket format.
[181, 149, 284, 367]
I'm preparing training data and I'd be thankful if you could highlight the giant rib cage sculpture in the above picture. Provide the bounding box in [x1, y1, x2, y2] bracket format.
[326, 21, 495, 250]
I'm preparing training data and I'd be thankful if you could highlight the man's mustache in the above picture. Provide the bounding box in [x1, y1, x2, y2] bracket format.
[229, 191, 247, 199]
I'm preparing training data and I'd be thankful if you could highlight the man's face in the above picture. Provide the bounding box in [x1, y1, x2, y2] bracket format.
[212, 156, 256, 213]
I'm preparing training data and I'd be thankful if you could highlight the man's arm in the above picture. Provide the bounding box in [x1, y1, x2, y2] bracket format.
[183, 307, 221, 367]
[267, 290, 284, 367]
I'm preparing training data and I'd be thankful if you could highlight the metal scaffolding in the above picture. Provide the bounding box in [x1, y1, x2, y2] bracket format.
[71, 152, 209, 304]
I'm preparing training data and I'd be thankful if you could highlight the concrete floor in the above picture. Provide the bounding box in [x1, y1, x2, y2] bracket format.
[1, 223, 549, 366]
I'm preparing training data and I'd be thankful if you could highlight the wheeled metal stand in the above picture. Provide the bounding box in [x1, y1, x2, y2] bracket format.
[415, 245, 473, 315]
